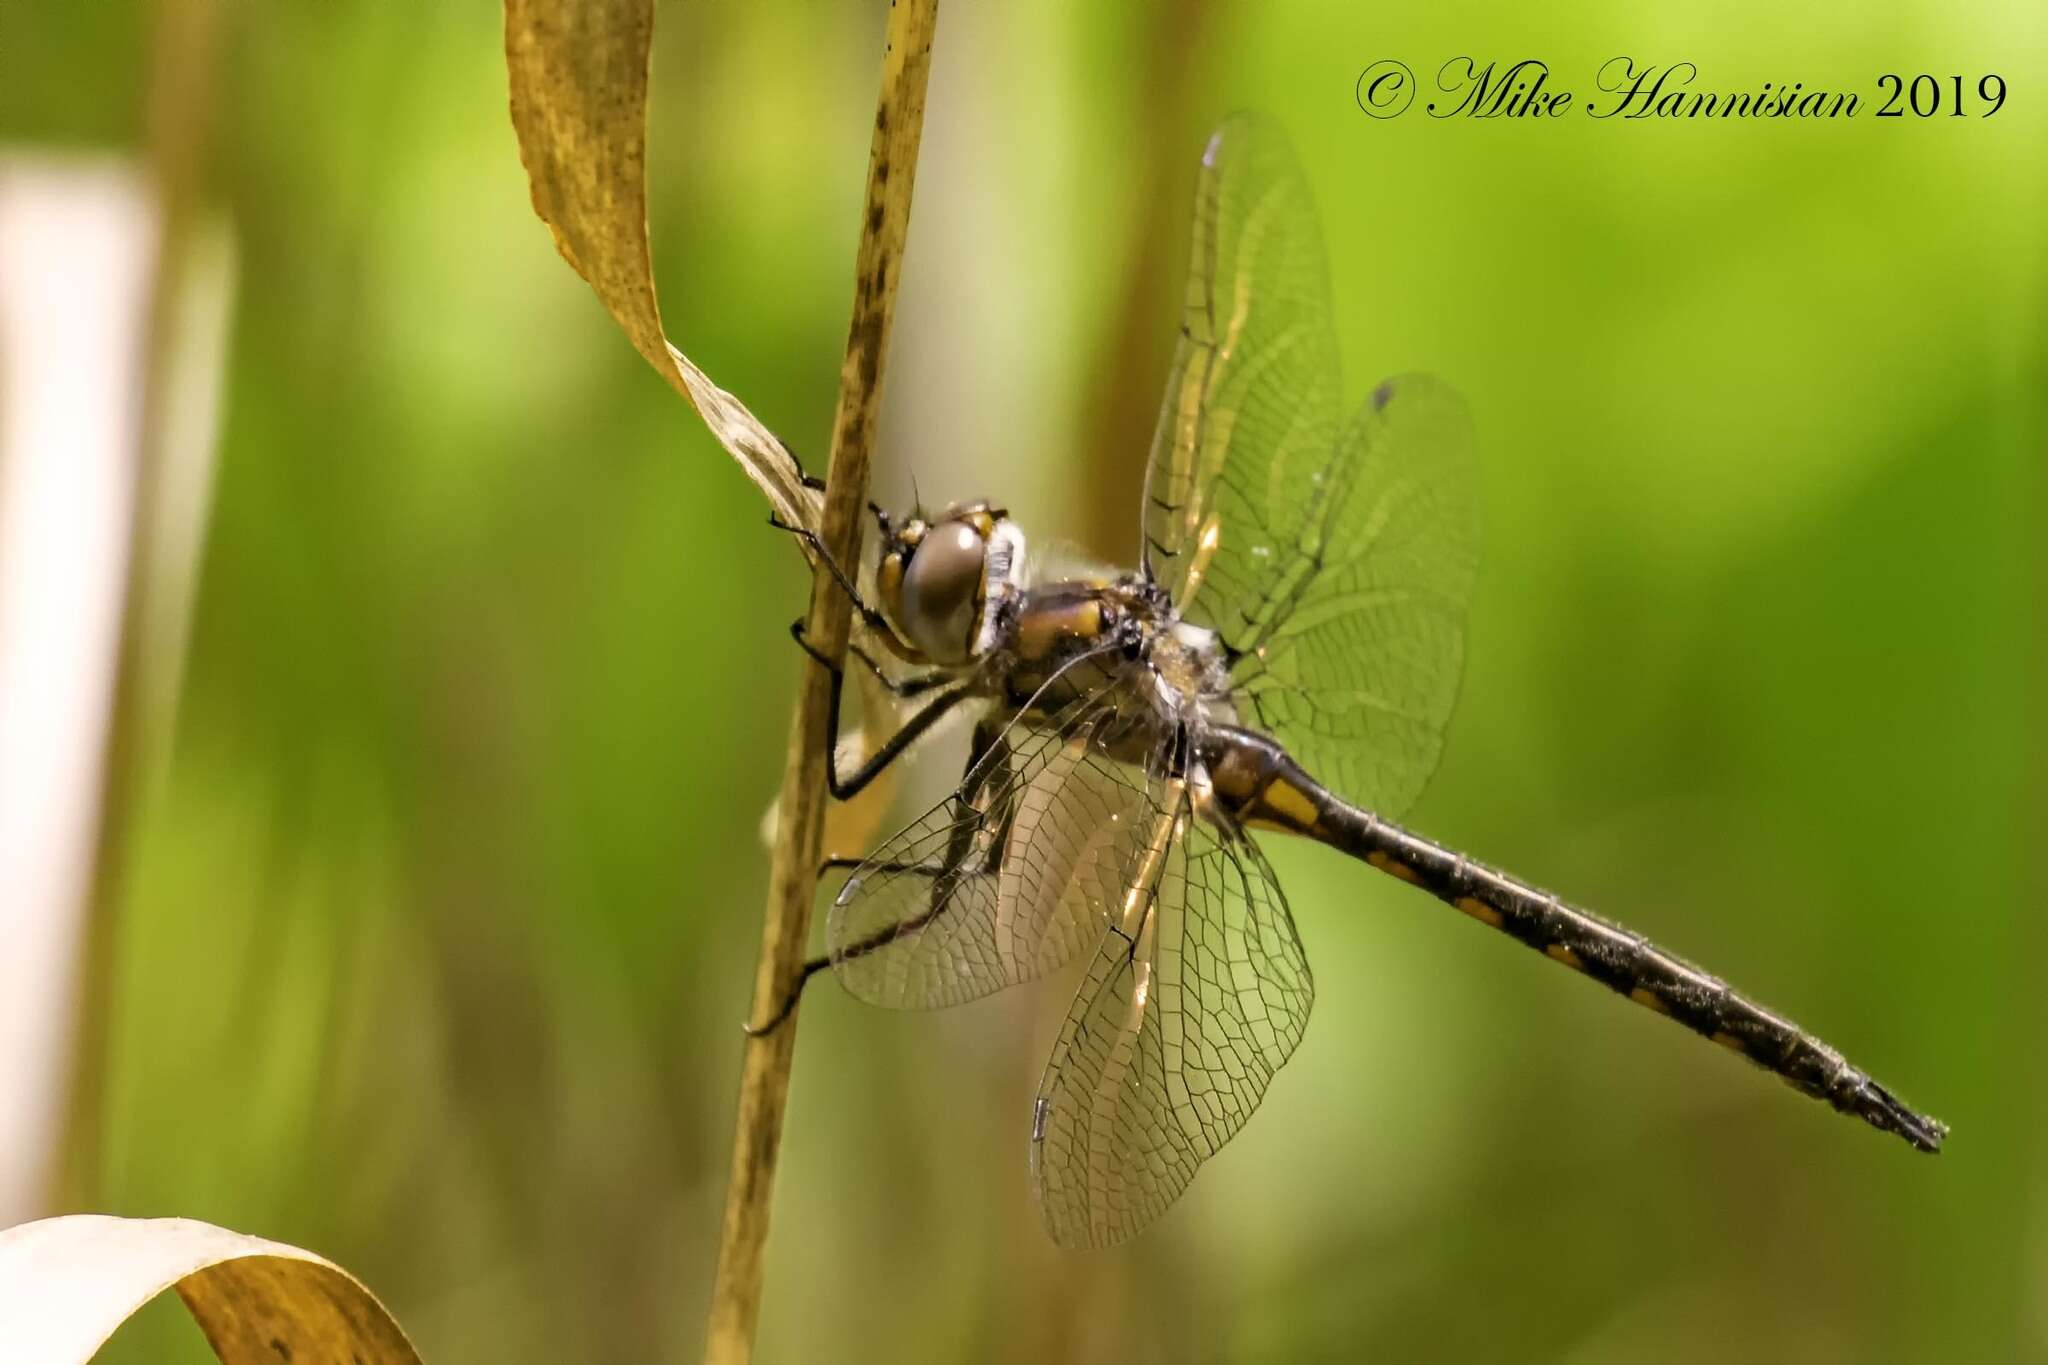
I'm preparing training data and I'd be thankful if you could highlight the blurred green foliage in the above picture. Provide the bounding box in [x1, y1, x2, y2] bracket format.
[7, 1, 2043, 1361]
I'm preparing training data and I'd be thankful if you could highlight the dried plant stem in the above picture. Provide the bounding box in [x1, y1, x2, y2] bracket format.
[702, 3, 939, 1361]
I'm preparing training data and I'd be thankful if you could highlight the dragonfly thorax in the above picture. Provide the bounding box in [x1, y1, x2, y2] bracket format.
[1143, 615, 1235, 727]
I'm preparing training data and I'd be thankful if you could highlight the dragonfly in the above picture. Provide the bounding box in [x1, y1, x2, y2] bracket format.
[760, 113, 1946, 1250]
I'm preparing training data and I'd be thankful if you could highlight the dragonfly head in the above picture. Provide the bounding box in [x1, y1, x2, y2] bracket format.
[874, 498, 1025, 665]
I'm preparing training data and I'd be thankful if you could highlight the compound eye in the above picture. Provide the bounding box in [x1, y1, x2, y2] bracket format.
[899, 520, 985, 662]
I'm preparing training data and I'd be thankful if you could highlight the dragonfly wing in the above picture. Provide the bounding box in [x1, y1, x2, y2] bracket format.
[1231, 372, 1478, 817]
[1142, 114, 1343, 629]
[826, 687, 1155, 1011]
[1030, 781, 1314, 1249]
[1144, 116, 1478, 818]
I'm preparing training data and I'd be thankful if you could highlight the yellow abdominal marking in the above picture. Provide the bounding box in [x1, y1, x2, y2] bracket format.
[1544, 943, 1584, 972]
[1258, 779, 1320, 832]
[1454, 895, 1503, 928]
[1629, 986, 1671, 1015]
[1365, 851, 1422, 885]
[1711, 1031, 1748, 1054]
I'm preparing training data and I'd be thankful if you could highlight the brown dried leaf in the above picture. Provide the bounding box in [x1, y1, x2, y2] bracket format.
[503, 0, 821, 537]
[0, 1214, 420, 1364]
[503, 0, 901, 853]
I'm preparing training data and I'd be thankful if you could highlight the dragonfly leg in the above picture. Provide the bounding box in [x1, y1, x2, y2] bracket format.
[791, 621, 969, 801]
[767, 511, 896, 641]
[743, 953, 831, 1036]
[745, 854, 988, 1036]
[789, 619, 950, 699]
[934, 717, 1017, 878]
[788, 460, 891, 532]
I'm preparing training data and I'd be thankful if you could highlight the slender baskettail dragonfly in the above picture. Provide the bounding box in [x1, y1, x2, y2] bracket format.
[758, 114, 1946, 1250]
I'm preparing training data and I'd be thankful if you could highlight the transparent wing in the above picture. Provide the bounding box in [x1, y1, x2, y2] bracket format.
[1142, 113, 1342, 633]
[1229, 374, 1477, 817]
[826, 685, 1156, 1011]
[1029, 785, 1314, 1249]
[1143, 115, 1478, 817]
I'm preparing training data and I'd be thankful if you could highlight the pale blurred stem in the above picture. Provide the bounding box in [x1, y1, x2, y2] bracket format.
[1076, 0, 1217, 561]
[52, 0, 222, 1213]
[701, 2, 939, 1361]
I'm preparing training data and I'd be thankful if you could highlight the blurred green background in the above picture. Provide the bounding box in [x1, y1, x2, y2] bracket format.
[6, 1, 2044, 1361]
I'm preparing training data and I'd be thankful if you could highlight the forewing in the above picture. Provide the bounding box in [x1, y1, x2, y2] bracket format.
[1142, 114, 1342, 628]
[1030, 788, 1314, 1249]
[1144, 117, 1478, 818]
[826, 688, 1154, 1010]
[1230, 373, 1478, 817]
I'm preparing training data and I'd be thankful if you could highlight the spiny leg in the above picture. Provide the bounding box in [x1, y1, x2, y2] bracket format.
[743, 856, 908, 1036]
[791, 463, 891, 531]
[788, 619, 967, 801]
[745, 723, 1017, 1036]
[769, 512, 897, 645]
[790, 619, 949, 700]
[773, 509, 965, 801]
[741, 862, 959, 1036]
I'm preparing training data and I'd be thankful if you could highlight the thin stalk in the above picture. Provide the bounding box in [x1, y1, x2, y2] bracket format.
[52, 0, 224, 1213]
[1075, 0, 1218, 563]
[701, 3, 939, 1361]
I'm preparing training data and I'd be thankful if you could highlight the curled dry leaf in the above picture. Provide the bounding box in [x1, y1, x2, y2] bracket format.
[503, 0, 820, 539]
[0, 1214, 419, 1365]
[503, 0, 899, 851]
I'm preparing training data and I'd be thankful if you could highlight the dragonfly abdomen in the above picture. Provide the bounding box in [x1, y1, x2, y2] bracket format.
[1198, 724, 1947, 1154]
